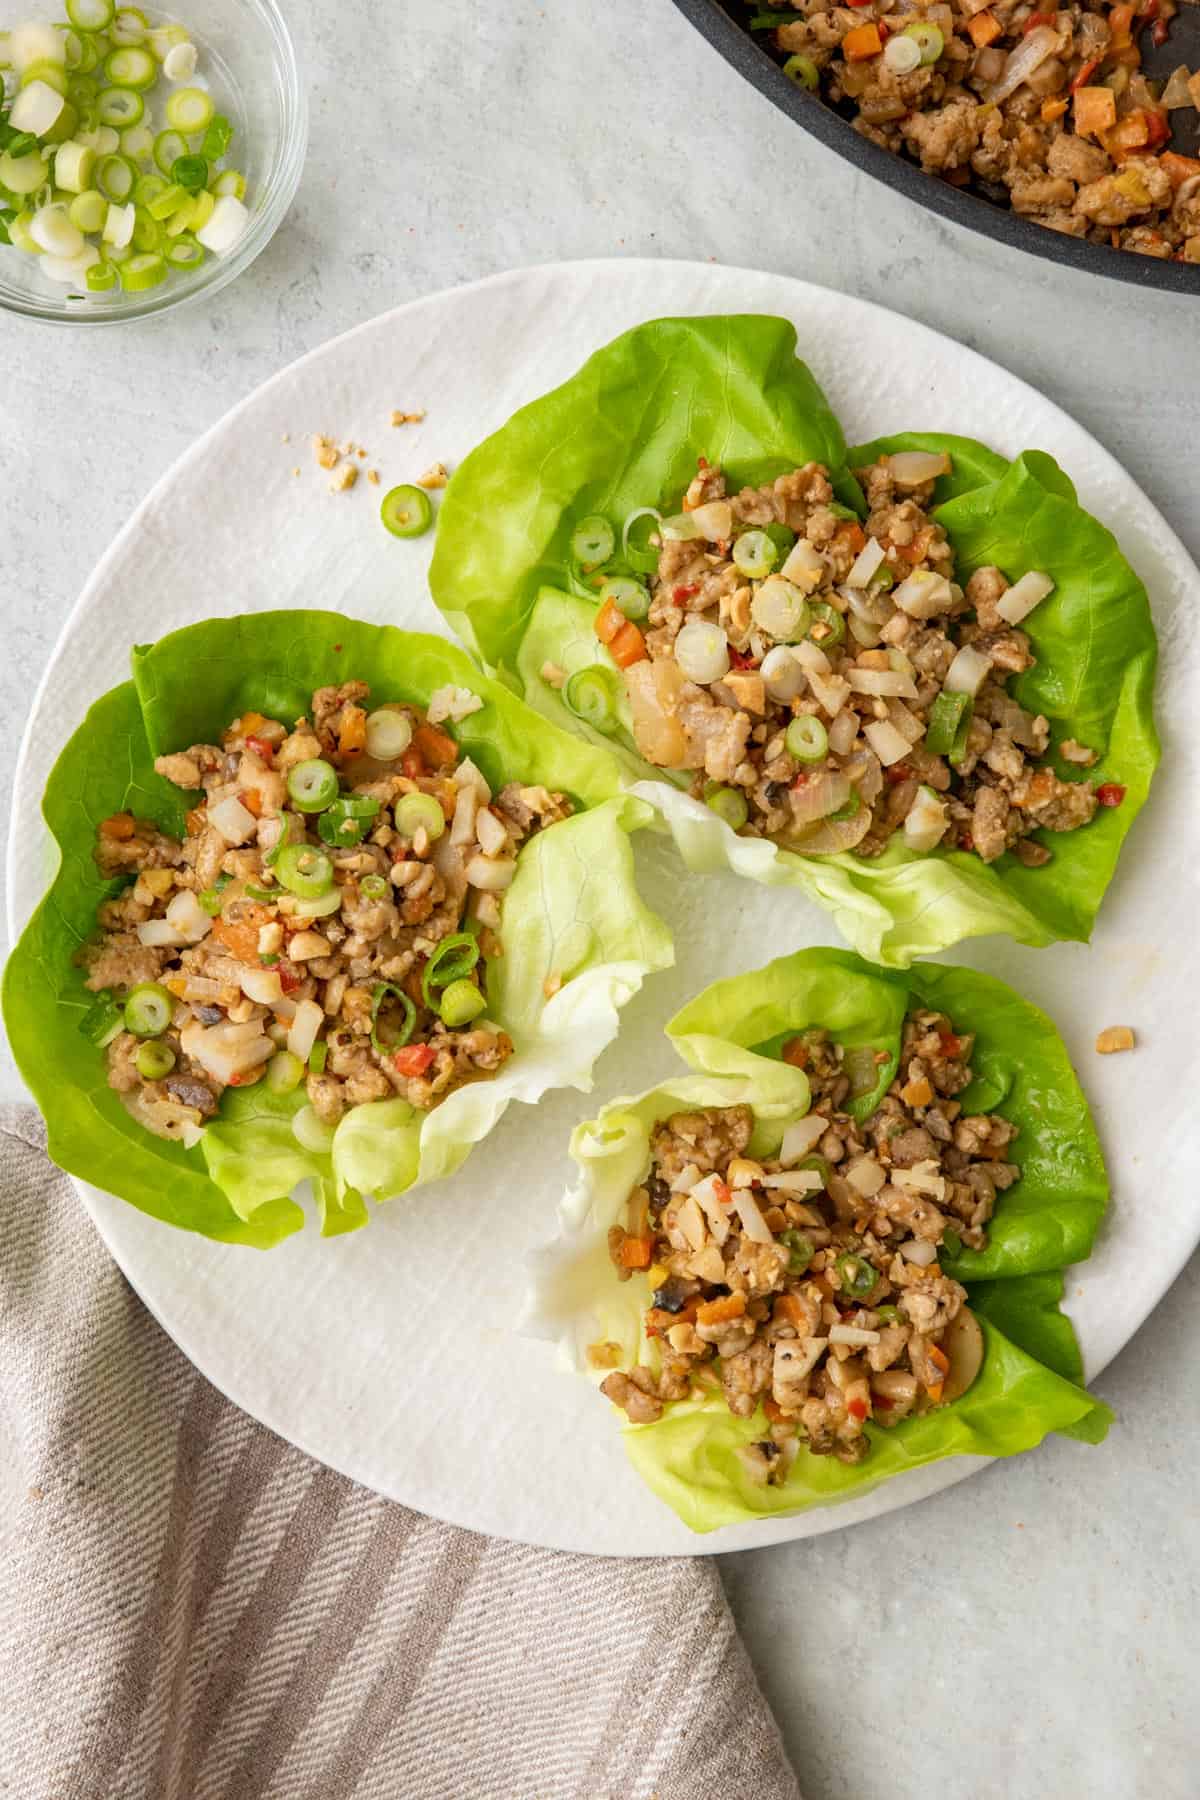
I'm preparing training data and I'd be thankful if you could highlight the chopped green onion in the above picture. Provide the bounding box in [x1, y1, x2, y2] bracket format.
[131, 204, 161, 251]
[394, 791, 445, 842]
[165, 231, 203, 268]
[420, 931, 479, 1008]
[243, 883, 278, 903]
[97, 83, 142, 124]
[380, 483, 433, 538]
[779, 1229, 815, 1273]
[201, 111, 233, 158]
[829, 797, 862, 823]
[96, 150, 135, 200]
[85, 255, 117, 289]
[68, 72, 98, 106]
[308, 1039, 328, 1074]
[902, 20, 945, 63]
[836, 1252, 879, 1299]
[0, 151, 49, 195]
[875, 1304, 900, 1324]
[924, 689, 972, 758]
[147, 179, 189, 219]
[133, 169, 166, 206]
[43, 100, 81, 145]
[152, 127, 188, 174]
[210, 166, 244, 200]
[563, 666, 620, 735]
[171, 152, 207, 191]
[622, 507, 661, 574]
[782, 53, 819, 91]
[6, 131, 39, 159]
[135, 1039, 175, 1080]
[359, 873, 389, 900]
[370, 981, 416, 1054]
[704, 784, 749, 831]
[197, 872, 231, 915]
[164, 85, 213, 132]
[0, 213, 12, 246]
[103, 44, 154, 89]
[266, 1049, 304, 1095]
[20, 60, 69, 97]
[828, 503, 860, 522]
[439, 978, 486, 1028]
[67, 0, 116, 32]
[318, 793, 381, 847]
[117, 247, 164, 289]
[275, 842, 334, 899]
[286, 758, 339, 813]
[764, 522, 797, 559]
[599, 575, 650, 621]
[732, 529, 779, 580]
[79, 990, 124, 1047]
[570, 514, 615, 572]
[123, 981, 173, 1038]
[54, 140, 95, 192]
[786, 715, 828, 763]
[7, 211, 42, 253]
[807, 601, 845, 648]
[119, 120, 152, 159]
[941, 1228, 962, 1259]
[111, 7, 148, 45]
[185, 187, 213, 232]
[796, 1153, 832, 1188]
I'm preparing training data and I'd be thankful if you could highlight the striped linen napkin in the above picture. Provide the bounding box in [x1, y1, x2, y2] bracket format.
[0, 1107, 800, 1800]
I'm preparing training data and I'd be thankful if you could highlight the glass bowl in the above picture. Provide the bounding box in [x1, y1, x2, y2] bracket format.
[0, 0, 307, 324]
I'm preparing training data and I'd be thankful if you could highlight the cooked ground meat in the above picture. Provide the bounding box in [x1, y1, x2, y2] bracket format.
[80, 686, 571, 1145]
[599, 1008, 1013, 1471]
[613, 452, 1105, 866]
[752, 0, 1200, 265]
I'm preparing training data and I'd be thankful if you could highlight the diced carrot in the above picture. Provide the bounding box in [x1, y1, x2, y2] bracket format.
[609, 618, 649, 668]
[1108, 1, 1135, 44]
[842, 22, 882, 59]
[898, 526, 933, 565]
[1159, 150, 1200, 186]
[241, 788, 262, 817]
[763, 1396, 788, 1423]
[186, 807, 206, 834]
[928, 1342, 951, 1376]
[211, 908, 270, 963]
[413, 723, 459, 769]
[696, 1292, 747, 1327]
[834, 519, 867, 554]
[781, 1037, 809, 1069]
[618, 1235, 655, 1270]
[926, 1382, 945, 1404]
[1074, 86, 1117, 136]
[233, 710, 268, 736]
[338, 706, 367, 756]
[1041, 97, 1069, 123]
[99, 812, 135, 840]
[967, 10, 1002, 46]
[594, 597, 626, 646]
[774, 1294, 808, 1328]
[900, 1076, 934, 1108]
[1144, 109, 1170, 150]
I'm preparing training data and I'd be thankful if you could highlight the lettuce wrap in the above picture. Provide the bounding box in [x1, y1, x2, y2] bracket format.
[3, 612, 673, 1247]
[430, 316, 1158, 967]
[527, 948, 1111, 1532]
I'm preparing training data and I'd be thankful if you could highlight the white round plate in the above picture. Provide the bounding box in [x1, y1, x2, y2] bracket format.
[9, 261, 1198, 1556]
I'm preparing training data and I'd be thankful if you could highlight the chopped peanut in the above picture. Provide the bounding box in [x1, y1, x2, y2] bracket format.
[418, 462, 449, 490]
[329, 463, 358, 495]
[391, 408, 426, 426]
[312, 434, 339, 470]
[1095, 1025, 1135, 1055]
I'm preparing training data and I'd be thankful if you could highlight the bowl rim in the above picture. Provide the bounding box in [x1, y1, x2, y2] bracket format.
[0, 0, 308, 325]
[671, 0, 1200, 299]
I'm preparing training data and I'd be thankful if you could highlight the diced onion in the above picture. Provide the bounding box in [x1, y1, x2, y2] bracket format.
[845, 536, 886, 589]
[454, 756, 491, 802]
[732, 1187, 775, 1244]
[670, 1161, 702, 1194]
[864, 720, 912, 767]
[828, 1325, 882, 1347]
[760, 1170, 823, 1192]
[845, 1155, 886, 1197]
[807, 671, 850, 718]
[780, 1115, 828, 1163]
[165, 888, 213, 943]
[792, 637, 830, 676]
[781, 539, 825, 592]
[691, 1173, 731, 1245]
[9, 77, 64, 136]
[904, 785, 949, 852]
[207, 795, 257, 845]
[689, 499, 732, 542]
[943, 644, 992, 697]
[676, 1193, 707, 1251]
[996, 569, 1054, 626]
[195, 194, 249, 256]
[364, 707, 413, 759]
[828, 709, 858, 755]
[240, 967, 283, 1005]
[137, 917, 187, 947]
[751, 577, 808, 642]
[674, 619, 730, 684]
[886, 450, 952, 488]
[985, 25, 1060, 103]
[900, 1238, 939, 1268]
[761, 644, 806, 702]
[785, 805, 873, 855]
[182, 1020, 273, 1085]
[848, 667, 918, 699]
[790, 769, 850, 825]
[894, 571, 952, 618]
[659, 511, 700, 542]
[286, 998, 324, 1062]
[465, 853, 516, 891]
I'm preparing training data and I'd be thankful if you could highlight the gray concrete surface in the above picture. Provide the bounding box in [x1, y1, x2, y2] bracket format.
[1, 3, 1196, 1795]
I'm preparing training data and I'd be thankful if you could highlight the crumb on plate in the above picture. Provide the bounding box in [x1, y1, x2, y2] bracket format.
[418, 462, 449, 490]
[1095, 1026, 1136, 1055]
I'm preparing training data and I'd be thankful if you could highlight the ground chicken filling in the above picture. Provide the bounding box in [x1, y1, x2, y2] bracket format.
[80, 681, 571, 1146]
[603, 452, 1121, 866]
[751, 0, 1200, 262]
[598, 1010, 1014, 1476]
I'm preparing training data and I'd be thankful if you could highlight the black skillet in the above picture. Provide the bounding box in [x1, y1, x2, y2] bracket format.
[671, 0, 1200, 293]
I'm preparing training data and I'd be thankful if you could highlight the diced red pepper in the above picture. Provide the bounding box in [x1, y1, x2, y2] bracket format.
[846, 1397, 869, 1421]
[1153, 17, 1169, 44]
[277, 960, 303, 995]
[1097, 783, 1127, 808]
[245, 734, 275, 764]
[713, 1177, 734, 1208]
[938, 1031, 964, 1058]
[401, 747, 426, 779]
[673, 582, 700, 603]
[958, 832, 974, 853]
[1144, 109, 1170, 149]
[1023, 10, 1055, 29]
[394, 1043, 436, 1077]
[728, 645, 759, 671]
[1142, 0, 1160, 20]
[414, 724, 459, 770]
[1070, 57, 1101, 92]
[697, 455, 709, 469]
[781, 1037, 809, 1069]
[885, 762, 913, 784]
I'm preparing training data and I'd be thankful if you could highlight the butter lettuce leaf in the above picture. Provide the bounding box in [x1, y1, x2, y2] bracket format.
[4, 612, 671, 1246]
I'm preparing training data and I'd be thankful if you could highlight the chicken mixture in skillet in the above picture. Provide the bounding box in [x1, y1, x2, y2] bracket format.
[79, 682, 570, 1145]
[585, 450, 1123, 865]
[598, 1010, 1008, 1475]
[751, 0, 1200, 261]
